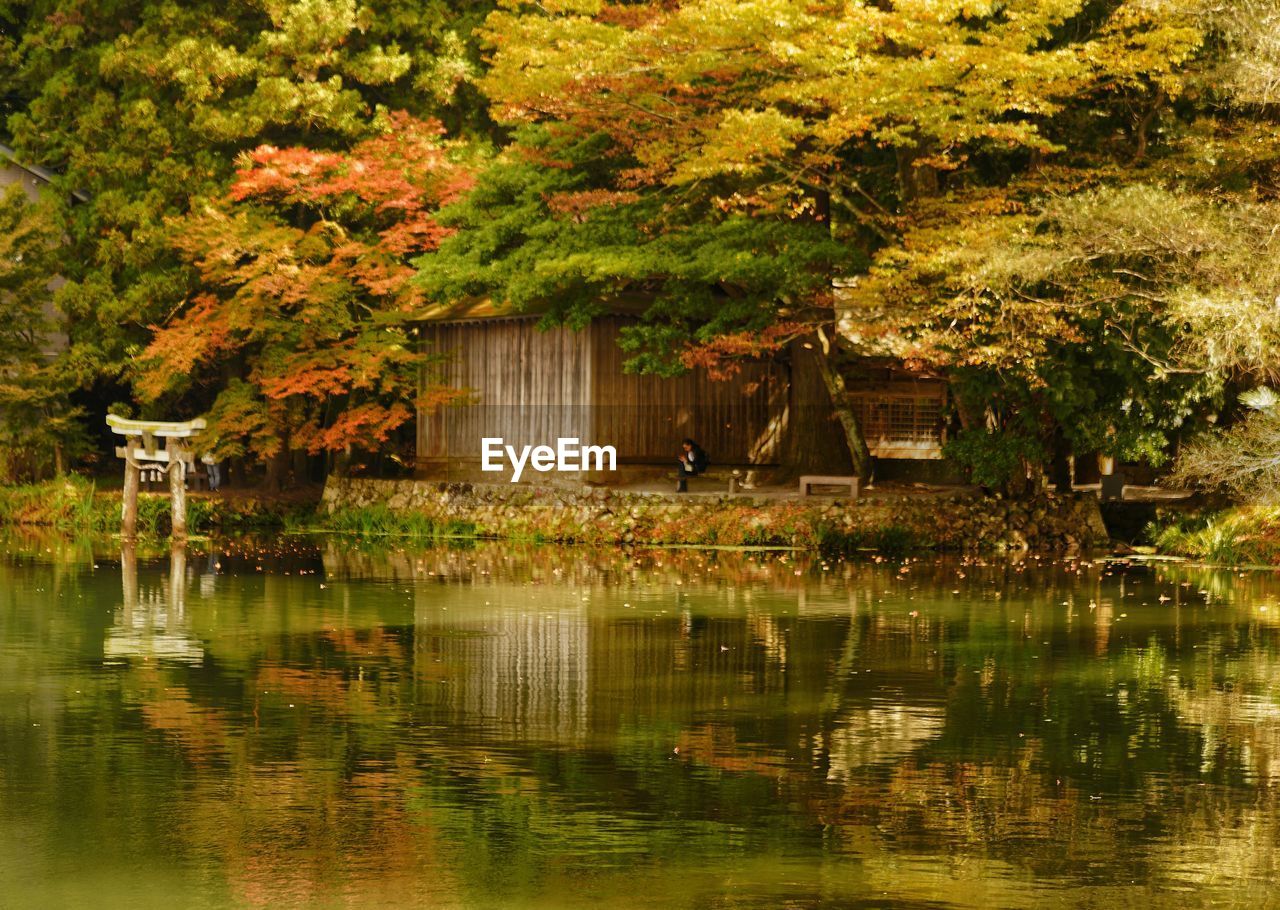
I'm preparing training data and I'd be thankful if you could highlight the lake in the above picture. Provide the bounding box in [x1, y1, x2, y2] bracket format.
[1, 537, 1278, 908]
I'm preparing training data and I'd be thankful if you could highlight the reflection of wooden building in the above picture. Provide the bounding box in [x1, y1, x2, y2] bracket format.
[414, 594, 590, 743]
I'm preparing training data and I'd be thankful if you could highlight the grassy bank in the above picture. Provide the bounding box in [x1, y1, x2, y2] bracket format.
[0, 478, 109, 531]
[1153, 505, 1280, 566]
[1, 476, 1106, 557]
[0, 479, 476, 541]
[323, 504, 478, 539]
[0, 477, 317, 537]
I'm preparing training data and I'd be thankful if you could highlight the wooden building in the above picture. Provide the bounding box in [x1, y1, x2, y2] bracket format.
[0, 142, 63, 202]
[846, 365, 949, 460]
[414, 301, 951, 482]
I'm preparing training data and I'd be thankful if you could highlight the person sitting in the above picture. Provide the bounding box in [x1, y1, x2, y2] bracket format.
[676, 438, 709, 492]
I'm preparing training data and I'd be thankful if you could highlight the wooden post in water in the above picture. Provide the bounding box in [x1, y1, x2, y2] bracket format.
[121, 541, 137, 616]
[169, 541, 186, 617]
[121, 455, 140, 540]
[169, 445, 187, 541]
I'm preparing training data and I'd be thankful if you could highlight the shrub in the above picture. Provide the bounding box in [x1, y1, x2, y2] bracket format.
[1153, 505, 1280, 565]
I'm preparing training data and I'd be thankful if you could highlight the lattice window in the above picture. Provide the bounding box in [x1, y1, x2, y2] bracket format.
[848, 383, 947, 458]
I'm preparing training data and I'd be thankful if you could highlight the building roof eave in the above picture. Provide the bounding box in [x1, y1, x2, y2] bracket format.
[0, 143, 90, 203]
[412, 294, 653, 325]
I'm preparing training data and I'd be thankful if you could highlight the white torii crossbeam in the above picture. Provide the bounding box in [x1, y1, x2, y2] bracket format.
[107, 415, 207, 539]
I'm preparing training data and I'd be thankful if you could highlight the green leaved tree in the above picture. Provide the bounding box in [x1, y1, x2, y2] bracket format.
[418, 0, 1206, 480]
[0, 185, 86, 479]
[857, 0, 1280, 491]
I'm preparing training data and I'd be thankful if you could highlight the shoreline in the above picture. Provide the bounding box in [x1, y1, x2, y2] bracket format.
[0, 474, 1111, 555]
[319, 477, 1110, 555]
[1, 477, 1276, 569]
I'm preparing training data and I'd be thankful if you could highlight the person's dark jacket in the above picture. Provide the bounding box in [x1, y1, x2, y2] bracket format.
[685, 444, 709, 475]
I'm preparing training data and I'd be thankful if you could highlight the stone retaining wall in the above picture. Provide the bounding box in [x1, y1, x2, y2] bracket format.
[322, 478, 1111, 553]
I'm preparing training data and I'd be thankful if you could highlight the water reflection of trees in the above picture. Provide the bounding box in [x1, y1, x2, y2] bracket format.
[3, 541, 1280, 905]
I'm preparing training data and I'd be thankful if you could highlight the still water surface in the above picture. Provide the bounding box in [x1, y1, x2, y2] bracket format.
[2, 538, 1280, 908]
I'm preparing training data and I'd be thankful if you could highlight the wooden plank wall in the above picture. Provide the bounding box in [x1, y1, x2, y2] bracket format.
[418, 318, 593, 460]
[589, 317, 787, 464]
[418, 315, 788, 466]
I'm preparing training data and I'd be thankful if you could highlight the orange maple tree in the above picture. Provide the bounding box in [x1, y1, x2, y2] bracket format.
[138, 113, 471, 471]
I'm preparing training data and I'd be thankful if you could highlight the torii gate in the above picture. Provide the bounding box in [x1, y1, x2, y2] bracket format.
[107, 414, 207, 540]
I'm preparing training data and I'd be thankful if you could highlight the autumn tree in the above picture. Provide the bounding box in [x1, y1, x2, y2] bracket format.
[136, 114, 470, 484]
[418, 0, 1204, 479]
[854, 0, 1280, 489]
[0, 0, 496, 458]
[1169, 388, 1280, 503]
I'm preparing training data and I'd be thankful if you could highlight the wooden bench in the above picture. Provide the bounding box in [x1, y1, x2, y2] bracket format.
[799, 475, 859, 498]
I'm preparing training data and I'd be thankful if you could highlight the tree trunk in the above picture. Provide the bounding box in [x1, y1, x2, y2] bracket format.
[263, 419, 292, 492]
[1049, 427, 1073, 494]
[334, 445, 352, 479]
[785, 340, 853, 477]
[895, 147, 939, 203]
[290, 447, 308, 485]
[948, 376, 983, 432]
[263, 451, 286, 492]
[813, 327, 873, 481]
[805, 170, 873, 481]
